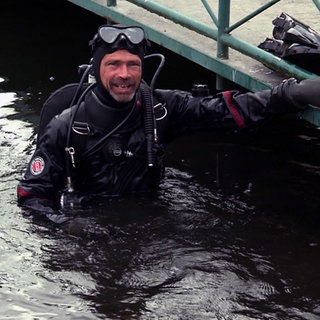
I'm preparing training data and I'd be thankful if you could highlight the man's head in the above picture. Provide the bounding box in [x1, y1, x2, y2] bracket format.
[90, 25, 149, 103]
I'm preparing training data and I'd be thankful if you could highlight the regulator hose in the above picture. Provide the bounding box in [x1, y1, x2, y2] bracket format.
[141, 85, 156, 166]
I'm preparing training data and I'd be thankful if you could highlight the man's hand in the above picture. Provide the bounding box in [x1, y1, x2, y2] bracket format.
[284, 77, 320, 110]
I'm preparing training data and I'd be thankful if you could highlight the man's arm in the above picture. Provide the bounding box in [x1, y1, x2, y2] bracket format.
[155, 77, 320, 135]
[17, 115, 69, 211]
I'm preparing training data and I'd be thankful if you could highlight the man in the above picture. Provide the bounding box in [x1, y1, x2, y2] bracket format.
[17, 24, 320, 212]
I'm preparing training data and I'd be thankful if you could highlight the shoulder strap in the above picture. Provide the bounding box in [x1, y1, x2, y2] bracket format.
[69, 102, 90, 164]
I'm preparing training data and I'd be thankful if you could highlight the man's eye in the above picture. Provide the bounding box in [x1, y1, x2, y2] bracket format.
[108, 61, 119, 67]
[129, 62, 141, 67]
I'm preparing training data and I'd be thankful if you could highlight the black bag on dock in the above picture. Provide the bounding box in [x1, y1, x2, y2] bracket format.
[258, 12, 320, 75]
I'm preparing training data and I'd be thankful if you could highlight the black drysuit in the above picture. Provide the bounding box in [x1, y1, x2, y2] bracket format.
[17, 80, 300, 210]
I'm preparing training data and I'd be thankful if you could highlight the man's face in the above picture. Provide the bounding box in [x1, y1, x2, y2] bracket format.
[99, 50, 142, 103]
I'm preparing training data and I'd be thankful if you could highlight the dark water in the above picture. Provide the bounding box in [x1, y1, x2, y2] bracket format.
[1, 1, 320, 319]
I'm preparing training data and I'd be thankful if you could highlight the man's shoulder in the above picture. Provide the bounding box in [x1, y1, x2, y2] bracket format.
[42, 83, 89, 117]
[38, 83, 90, 136]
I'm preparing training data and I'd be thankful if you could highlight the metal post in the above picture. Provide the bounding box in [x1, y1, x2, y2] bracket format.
[216, 0, 230, 90]
[107, 0, 116, 6]
[217, 0, 230, 59]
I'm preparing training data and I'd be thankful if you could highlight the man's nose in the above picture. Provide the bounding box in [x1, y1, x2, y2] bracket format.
[118, 64, 129, 78]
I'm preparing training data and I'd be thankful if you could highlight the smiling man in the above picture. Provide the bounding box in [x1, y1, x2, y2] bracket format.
[17, 24, 320, 214]
[99, 50, 142, 102]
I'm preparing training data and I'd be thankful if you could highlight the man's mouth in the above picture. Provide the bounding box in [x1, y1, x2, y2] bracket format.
[112, 83, 133, 91]
[116, 84, 130, 89]
[109, 83, 135, 102]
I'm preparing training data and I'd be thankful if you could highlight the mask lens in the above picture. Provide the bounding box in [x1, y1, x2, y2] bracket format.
[99, 27, 119, 43]
[99, 26, 145, 45]
[124, 28, 145, 44]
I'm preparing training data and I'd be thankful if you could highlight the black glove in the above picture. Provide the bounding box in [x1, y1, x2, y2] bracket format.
[280, 77, 320, 110]
[19, 197, 71, 224]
